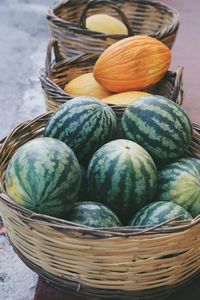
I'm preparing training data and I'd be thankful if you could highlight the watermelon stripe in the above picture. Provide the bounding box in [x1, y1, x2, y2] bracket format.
[149, 99, 192, 142]
[88, 139, 157, 224]
[5, 138, 81, 217]
[54, 109, 99, 142]
[126, 104, 187, 147]
[36, 152, 66, 202]
[108, 153, 136, 215]
[9, 161, 35, 206]
[156, 158, 200, 217]
[130, 201, 192, 226]
[137, 158, 151, 200]
[44, 97, 117, 163]
[88, 152, 121, 205]
[75, 112, 113, 158]
[15, 159, 38, 203]
[67, 202, 122, 228]
[116, 160, 134, 213]
[123, 115, 178, 159]
[165, 163, 198, 177]
[61, 113, 102, 151]
[122, 96, 192, 163]
[24, 145, 78, 205]
[50, 99, 97, 127]
[48, 103, 110, 139]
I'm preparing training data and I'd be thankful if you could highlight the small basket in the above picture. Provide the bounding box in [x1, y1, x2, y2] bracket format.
[40, 39, 184, 118]
[47, 0, 180, 56]
[0, 114, 200, 300]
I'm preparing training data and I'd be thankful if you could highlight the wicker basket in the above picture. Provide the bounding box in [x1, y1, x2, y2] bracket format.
[40, 39, 184, 118]
[0, 114, 200, 300]
[47, 0, 180, 56]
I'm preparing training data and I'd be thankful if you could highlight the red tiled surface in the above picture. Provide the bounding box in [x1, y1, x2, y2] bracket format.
[34, 0, 200, 299]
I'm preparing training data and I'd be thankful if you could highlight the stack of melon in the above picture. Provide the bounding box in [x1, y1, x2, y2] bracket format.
[64, 35, 170, 106]
[5, 36, 200, 228]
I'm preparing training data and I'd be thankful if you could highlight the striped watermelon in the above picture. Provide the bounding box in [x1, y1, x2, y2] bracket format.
[122, 96, 193, 164]
[5, 137, 81, 217]
[87, 139, 157, 224]
[67, 201, 122, 227]
[156, 157, 200, 217]
[44, 96, 117, 164]
[130, 201, 192, 226]
[78, 165, 92, 201]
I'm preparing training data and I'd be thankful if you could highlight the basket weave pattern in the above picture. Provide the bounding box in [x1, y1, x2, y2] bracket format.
[0, 115, 200, 299]
[47, 0, 180, 56]
[40, 39, 184, 114]
[1, 0, 199, 299]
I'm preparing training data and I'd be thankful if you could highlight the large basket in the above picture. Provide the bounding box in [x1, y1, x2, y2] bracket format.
[0, 114, 200, 300]
[47, 0, 180, 56]
[40, 39, 184, 117]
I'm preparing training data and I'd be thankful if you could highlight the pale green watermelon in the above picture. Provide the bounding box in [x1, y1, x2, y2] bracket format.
[156, 157, 200, 217]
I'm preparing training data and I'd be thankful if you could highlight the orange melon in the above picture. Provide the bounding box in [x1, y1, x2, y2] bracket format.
[94, 35, 171, 93]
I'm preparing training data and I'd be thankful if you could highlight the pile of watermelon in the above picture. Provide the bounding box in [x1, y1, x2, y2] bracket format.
[5, 95, 200, 228]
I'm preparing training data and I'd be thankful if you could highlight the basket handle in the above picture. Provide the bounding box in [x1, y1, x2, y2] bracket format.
[0, 137, 6, 152]
[45, 38, 64, 79]
[171, 65, 184, 105]
[79, 0, 134, 36]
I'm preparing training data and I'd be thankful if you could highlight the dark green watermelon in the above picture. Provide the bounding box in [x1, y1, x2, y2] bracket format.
[67, 201, 121, 227]
[87, 139, 157, 224]
[130, 201, 192, 226]
[156, 157, 200, 217]
[5, 137, 81, 217]
[44, 96, 117, 164]
[78, 165, 92, 201]
[122, 95, 193, 164]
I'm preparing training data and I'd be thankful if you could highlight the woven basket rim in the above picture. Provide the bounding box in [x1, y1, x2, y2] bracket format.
[0, 113, 200, 238]
[39, 38, 184, 108]
[47, 0, 180, 40]
[40, 64, 184, 105]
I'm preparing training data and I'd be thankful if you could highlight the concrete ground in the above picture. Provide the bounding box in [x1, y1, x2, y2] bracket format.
[0, 0, 53, 299]
[0, 0, 52, 139]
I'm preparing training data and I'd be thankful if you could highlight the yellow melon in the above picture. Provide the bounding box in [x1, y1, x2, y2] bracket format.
[86, 14, 128, 35]
[64, 73, 112, 98]
[102, 91, 151, 105]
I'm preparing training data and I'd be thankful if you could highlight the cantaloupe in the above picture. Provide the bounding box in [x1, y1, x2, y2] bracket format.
[94, 36, 171, 92]
[64, 73, 112, 98]
[102, 91, 151, 105]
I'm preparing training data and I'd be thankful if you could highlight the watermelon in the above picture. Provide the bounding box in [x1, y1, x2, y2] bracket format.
[130, 201, 192, 226]
[156, 157, 200, 217]
[5, 137, 81, 217]
[122, 95, 193, 164]
[87, 139, 157, 224]
[67, 201, 121, 227]
[44, 96, 117, 164]
[78, 165, 92, 201]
